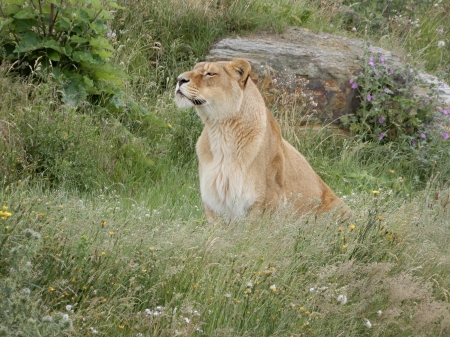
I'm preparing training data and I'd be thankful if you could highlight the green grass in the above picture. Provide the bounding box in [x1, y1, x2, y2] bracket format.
[1, 0, 450, 336]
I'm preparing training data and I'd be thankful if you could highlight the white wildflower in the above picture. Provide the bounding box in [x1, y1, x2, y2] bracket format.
[363, 318, 372, 328]
[309, 287, 316, 293]
[269, 284, 277, 292]
[184, 317, 190, 324]
[438, 41, 446, 48]
[90, 327, 99, 334]
[337, 294, 348, 305]
[42, 315, 53, 323]
[66, 305, 73, 312]
[377, 310, 383, 316]
[352, 27, 357, 32]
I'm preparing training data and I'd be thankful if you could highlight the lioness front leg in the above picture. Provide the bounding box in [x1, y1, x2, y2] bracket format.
[203, 203, 219, 223]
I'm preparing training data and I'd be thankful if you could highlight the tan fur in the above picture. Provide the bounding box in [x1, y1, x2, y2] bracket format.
[175, 58, 350, 222]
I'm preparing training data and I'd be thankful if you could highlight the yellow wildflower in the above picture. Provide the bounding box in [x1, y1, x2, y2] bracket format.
[378, 216, 383, 221]
[109, 231, 115, 236]
[372, 190, 379, 195]
[349, 224, 356, 230]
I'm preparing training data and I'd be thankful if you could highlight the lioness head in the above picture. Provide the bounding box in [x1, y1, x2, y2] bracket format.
[174, 59, 255, 120]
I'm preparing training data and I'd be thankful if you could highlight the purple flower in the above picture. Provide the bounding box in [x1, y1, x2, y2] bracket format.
[443, 132, 449, 140]
[390, 69, 394, 74]
[378, 133, 384, 140]
[412, 141, 417, 146]
[349, 78, 354, 84]
[380, 56, 386, 65]
[379, 117, 385, 123]
[369, 57, 375, 67]
[443, 109, 450, 115]
[410, 68, 414, 73]
[351, 82, 358, 89]
[420, 133, 426, 139]
[367, 94, 372, 101]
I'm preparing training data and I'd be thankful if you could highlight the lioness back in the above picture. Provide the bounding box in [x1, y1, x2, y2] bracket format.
[174, 58, 350, 221]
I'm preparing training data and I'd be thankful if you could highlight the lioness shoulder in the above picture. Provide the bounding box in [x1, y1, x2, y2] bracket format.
[175, 58, 350, 221]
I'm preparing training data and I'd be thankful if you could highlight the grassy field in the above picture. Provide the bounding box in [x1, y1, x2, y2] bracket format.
[1, 0, 450, 336]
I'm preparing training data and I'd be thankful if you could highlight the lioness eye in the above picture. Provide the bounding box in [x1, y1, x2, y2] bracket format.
[205, 72, 216, 77]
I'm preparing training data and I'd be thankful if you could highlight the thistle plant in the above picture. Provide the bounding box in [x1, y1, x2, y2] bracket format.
[342, 44, 450, 178]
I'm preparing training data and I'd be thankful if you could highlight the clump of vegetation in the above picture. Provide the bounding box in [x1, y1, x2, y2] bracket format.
[1, 0, 450, 336]
[1, 181, 449, 336]
[341, 44, 450, 181]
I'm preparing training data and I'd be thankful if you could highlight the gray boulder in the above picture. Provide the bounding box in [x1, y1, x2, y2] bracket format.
[206, 27, 450, 125]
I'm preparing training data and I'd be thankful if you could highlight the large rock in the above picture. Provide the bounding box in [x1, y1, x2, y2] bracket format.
[206, 27, 450, 125]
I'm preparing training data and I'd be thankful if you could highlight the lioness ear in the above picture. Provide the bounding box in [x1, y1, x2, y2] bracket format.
[194, 62, 206, 70]
[229, 58, 252, 87]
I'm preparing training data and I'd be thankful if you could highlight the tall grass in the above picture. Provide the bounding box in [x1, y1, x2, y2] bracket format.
[1, 0, 450, 336]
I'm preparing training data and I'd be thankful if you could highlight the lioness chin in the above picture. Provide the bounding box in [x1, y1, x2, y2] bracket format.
[175, 58, 350, 222]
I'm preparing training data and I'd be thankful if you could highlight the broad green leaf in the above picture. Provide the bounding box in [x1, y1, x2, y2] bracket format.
[83, 75, 94, 89]
[5, 0, 26, 4]
[90, 0, 103, 10]
[13, 18, 38, 33]
[0, 18, 14, 31]
[70, 35, 88, 44]
[14, 31, 43, 53]
[92, 49, 113, 59]
[55, 17, 70, 31]
[72, 50, 96, 64]
[14, 7, 37, 19]
[89, 37, 114, 51]
[47, 49, 60, 61]
[43, 39, 70, 55]
[89, 21, 107, 35]
[2, 4, 21, 15]
[108, 2, 126, 10]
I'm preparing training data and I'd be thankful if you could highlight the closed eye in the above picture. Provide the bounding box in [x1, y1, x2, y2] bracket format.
[205, 72, 217, 77]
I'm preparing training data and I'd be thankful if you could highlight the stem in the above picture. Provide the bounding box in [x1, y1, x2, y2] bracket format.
[29, 0, 47, 36]
[81, 8, 103, 37]
[0, 4, 19, 42]
[47, 4, 60, 37]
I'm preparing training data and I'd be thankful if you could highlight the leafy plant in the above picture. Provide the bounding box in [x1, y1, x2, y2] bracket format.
[0, 0, 127, 105]
[341, 44, 450, 180]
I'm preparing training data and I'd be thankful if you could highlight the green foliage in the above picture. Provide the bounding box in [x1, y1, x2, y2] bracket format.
[0, 76, 162, 191]
[340, 45, 450, 182]
[167, 109, 203, 167]
[0, 0, 128, 105]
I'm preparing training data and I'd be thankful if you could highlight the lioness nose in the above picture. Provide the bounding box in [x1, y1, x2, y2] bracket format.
[177, 76, 190, 86]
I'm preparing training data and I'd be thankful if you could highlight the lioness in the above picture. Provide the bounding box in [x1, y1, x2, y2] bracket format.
[175, 58, 349, 222]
